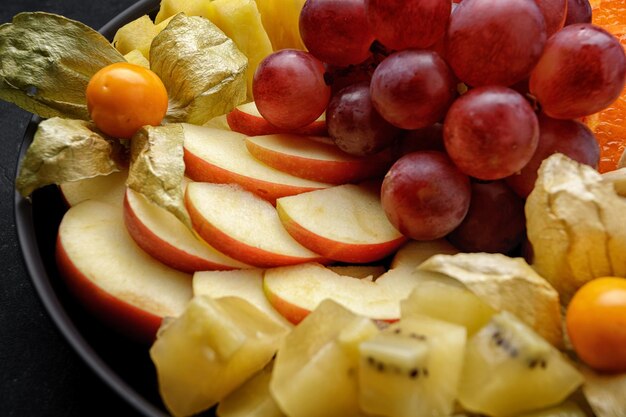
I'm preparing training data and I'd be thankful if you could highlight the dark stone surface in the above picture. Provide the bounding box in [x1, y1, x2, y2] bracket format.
[0, 1, 152, 416]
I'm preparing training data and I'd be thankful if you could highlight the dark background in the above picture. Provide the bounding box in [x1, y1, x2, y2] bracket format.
[0, 1, 152, 416]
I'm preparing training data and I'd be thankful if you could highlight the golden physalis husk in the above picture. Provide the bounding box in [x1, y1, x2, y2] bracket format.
[16, 118, 126, 197]
[127, 124, 191, 229]
[418, 252, 563, 348]
[581, 366, 626, 417]
[150, 13, 247, 126]
[0, 12, 124, 120]
[526, 154, 626, 304]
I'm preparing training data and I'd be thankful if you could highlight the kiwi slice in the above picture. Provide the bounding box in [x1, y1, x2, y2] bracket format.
[358, 315, 467, 417]
[458, 311, 584, 417]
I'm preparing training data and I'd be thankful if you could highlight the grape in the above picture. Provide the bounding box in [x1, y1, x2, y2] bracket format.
[327, 82, 401, 156]
[365, 0, 451, 50]
[443, 86, 540, 180]
[253, 49, 330, 130]
[370, 50, 456, 130]
[530, 24, 626, 119]
[396, 124, 446, 157]
[534, 0, 567, 37]
[299, 0, 375, 66]
[564, 0, 592, 26]
[506, 114, 600, 197]
[381, 151, 471, 241]
[446, 0, 547, 87]
[447, 180, 526, 254]
[325, 61, 376, 95]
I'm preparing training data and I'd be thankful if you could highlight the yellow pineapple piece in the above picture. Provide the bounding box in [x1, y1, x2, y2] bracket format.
[155, 0, 213, 24]
[123, 50, 150, 68]
[206, 0, 273, 97]
[113, 15, 173, 59]
[154, 0, 272, 98]
[255, 0, 307, 51]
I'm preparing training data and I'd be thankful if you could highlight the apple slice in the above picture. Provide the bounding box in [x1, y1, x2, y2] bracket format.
[185, 182, 327, 268]
[276, 183, 407, 263]
[227, 101, 327, 136]
[56, 200, 193, 341]
[390, 239, 460, 271]
[245, 134, 392, 184]
[183, 124, 332, 203]
[59, 170, 127, 207]
[193, 269, 291, 328]
[263, 262, 426, 324]
[124, 188, 250, 273]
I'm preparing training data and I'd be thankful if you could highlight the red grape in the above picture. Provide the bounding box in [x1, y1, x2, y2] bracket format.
[565, 0, 592, 26]
[299, 0, 375, 66]
[534, 0, 567, 37]
[447, 180, 526, 254]
[325, 61, 376, 95]
[446, 0, 547, 87]
[365, 0, 451, 50]
[327, 82, 400, 156]
[443, 86, 540, 180]
[506, 114, 600, 197]
[381, 151, 471, 241]
[396, 124, 446, 157]
[370, 50, 456, 130]
[253, 49, 330, 130]
[530, 24, 626, 119]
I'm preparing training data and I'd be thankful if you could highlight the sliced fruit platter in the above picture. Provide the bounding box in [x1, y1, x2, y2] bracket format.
[8, 0, 626, 416]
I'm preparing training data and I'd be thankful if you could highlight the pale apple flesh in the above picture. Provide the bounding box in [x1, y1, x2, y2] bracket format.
[59, 170, 127, 207]
[56, 200, 193, 342]
[182, 124, 331, 204]
[245, 134, 393, 184]
[124, 188, 250, 273]
[276, 183, 407, 263]
[227, 101, 327, 137]
[185, 182, 327, 268]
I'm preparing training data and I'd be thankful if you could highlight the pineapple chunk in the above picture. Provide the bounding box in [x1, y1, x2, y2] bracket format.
[112, 15, 173, 59]
[155, 0, 273, 97]
[254, 0, 307, 51]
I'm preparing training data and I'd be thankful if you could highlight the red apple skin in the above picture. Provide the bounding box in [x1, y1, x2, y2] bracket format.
[262, 286, 311, 325]
[56, 235, 162, 343]
[227, 107, 327, 137]
[277, 206, 408, 264]
[183, 147, 325, 204]
[185, 193, 329, 268]
[123, 193, 242, 273]
[245, 138, 393, 184]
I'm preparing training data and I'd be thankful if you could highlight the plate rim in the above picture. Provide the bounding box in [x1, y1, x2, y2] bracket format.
[13, 1, 169, 416]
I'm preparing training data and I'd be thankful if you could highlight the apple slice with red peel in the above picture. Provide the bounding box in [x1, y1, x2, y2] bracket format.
[390, 239, 460, 271]
[124, 188, 250, 273]
[185, 182, 327, 268]
[276, 183, 407, 263]
[56, 200, 193, 342]
[263, 262, 426, 324]
[227, 101, 327, 136]
[193, 269, 292, 328]
[245, 134, 393, 184]
[183, 124, 332, 203]
[59, 170, 127, 207]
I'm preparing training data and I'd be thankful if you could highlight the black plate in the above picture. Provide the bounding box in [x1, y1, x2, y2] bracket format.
[14, 1, 176, 416]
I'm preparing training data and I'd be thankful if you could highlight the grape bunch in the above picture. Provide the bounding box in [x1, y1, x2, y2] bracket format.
[252, 0, 626, 254]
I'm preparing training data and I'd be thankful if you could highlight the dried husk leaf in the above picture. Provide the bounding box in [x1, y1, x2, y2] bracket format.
[602, 168, 626, 197]
[123, 50, 150, 69]
[418, 253, 563, 347]
[127, 124, 191, 229]
[16, 117, 126, 197]
[526, 154, 626, 304]
[150, 14, 247, 125]
[581, 367, 626, 417]
[0, 12, 124, 120]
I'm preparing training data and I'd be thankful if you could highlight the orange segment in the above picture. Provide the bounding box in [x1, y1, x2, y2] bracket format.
[587, 2, 626, 172]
